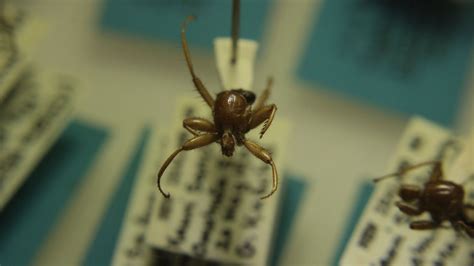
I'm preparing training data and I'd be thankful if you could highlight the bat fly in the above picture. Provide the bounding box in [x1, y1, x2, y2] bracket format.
[157, 16, 278, 200]
[374, 161, 474, 238]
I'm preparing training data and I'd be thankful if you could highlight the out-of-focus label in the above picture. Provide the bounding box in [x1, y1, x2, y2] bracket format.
[0, 71, 75, 210]
[340, 117, 474, 265]
[0, 6, 45, 102]
[298, 0, 474, 125]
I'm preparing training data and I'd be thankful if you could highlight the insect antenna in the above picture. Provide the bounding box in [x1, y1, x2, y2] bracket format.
[181, 15, 198, 78]
[373, 172, 401, 183]
[373, 160, 441, 183]
[180, 15, 215, 108]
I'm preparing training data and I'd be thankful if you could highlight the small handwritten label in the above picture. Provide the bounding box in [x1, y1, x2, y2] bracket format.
[0, 71, 74, 210]
[112, 98, 290, 265]
[341, 117, 474, 266]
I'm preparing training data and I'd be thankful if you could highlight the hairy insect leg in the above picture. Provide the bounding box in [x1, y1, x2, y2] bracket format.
[399, 185, 422, 202]
[243, 140, 278, 199]
[157, 133, 219, 198]
[183, 117, 216, 136]
[181, 16, 214, 108]
[396, 201, 424, 216]
[253, 77, 273, 111]
[249, 104, 277, 139]
[454, 220, 474, 238]
[409, 220, 439, 230]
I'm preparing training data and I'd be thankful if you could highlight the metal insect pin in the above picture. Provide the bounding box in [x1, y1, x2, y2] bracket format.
[374, 161, 474, 238]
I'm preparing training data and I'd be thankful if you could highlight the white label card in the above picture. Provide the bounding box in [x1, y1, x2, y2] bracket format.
[0, 5, 45, 102]
[0, 71, 75, 210]
[113, 98, 289, 266]
[341, 117, 474, 266]
[214, 38, 258, 91]
[111, 129, 164, 266]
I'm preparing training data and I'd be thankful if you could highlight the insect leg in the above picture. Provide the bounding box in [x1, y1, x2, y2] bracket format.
[464, 204, 474, 210]
[253, 77, 273, 111]
[243, 140, 278, 199]
[249, 104, 277, 139]
[183, 117, 216, 136]
[463, 204, 474, 221]
[181, 16, 214, 108]
[454, 221, 474, 238]
[398, 184, 422, 202]
[157, 133, 219, 198]
[409, 220, 439, 230]
[396, 201, 424, 216]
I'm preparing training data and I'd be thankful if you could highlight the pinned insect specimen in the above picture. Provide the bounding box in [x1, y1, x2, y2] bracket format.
[157, 16, 278, 200]
[374, 161, 474, 238]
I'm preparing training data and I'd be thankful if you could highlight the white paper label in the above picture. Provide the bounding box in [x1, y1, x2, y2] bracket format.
[112, 97, 289, 266]
[0, 6, 45, 102]
[340, 117, 474, 266]
[214, 38, 258, 91]
[0, 71, 75, 210]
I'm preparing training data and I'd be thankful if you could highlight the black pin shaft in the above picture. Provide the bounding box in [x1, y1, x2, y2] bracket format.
[231, 0, 240, 64]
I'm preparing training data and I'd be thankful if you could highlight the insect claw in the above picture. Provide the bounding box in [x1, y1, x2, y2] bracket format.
[260, 191, 274, 200]
[260, 181, 277, 199]
[157, 180, 171, 198]
[261, 161, 278, 200]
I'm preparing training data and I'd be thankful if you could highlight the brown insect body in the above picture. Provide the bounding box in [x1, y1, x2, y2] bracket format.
[403, 180, 465, 224]
[375, 161, 474, 238]
[213, 90, 255, 156]
[157, 16, 279, 200]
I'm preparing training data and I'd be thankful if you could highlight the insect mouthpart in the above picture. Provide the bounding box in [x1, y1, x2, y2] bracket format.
[221, 132, 235, 157]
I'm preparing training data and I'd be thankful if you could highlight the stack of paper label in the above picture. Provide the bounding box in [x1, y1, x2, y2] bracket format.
[112, 98, 290, 265]
[0, 5, 75, 210]
[341, 118, 474, 265]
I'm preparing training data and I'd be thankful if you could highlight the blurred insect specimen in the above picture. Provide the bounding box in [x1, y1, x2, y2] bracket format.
[374, 161, 474, 237]
[157, 16, 278, 200]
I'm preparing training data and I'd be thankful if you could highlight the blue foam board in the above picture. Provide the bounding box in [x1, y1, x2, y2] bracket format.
[100, 0, 272, 49]
[83, 127, 150, 266]
[0, 120, 108, 266]
[332, 181, 374, 266]
[298, 0, 474, 125]
[270, 176, 306, 266]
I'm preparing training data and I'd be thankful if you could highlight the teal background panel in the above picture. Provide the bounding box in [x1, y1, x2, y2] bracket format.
[0, 120, 108, 266]
[270, 176, 307, 266]
[83, 127, 150, 266]
[298, 0, 474, 125]
[84, 159, 306, 266]
[331, 181, 374, 266]
[100, 0, 272, 49]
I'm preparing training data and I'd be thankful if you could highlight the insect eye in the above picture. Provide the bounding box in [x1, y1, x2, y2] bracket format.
[245, 92, 256, 104]
[235, 89, 255, 104]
